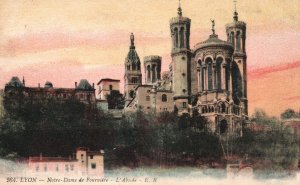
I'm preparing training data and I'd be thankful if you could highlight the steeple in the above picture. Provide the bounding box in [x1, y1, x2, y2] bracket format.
[233, 0, 238, 21]
[178, 0, 182, 16]
[124, 33, 142, 105]
[130, 33, 135, 49]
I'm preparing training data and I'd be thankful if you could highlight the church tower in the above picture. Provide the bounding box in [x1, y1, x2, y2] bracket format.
[226, 2, 248, 116]
[124, 33, 142, 106]
[170, 2, 192, 112]
[144, 55, 162, 85]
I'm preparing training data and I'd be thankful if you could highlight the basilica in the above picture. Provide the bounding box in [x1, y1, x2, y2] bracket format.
[3, 3, 248, 136]
[123, 4, 248, 135]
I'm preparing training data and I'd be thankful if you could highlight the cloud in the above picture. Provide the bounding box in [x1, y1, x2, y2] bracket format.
[248, 61, 300, 79]
[0, 31, 169, 57]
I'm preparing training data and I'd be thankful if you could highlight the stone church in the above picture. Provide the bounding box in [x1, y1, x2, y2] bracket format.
[123, 3, 248, 135]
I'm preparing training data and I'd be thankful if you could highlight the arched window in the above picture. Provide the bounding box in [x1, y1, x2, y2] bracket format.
[180, 27, 184, 48]
[162, 94, 167, 102]
[206, 58, 213, 90]
[236, 31, 241, 51]
[216, 57, 223, 90]
[174, 27, 178, 48]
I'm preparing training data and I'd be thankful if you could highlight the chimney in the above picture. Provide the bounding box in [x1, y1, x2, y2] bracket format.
[92, 83, 95, 88]
[75, 82, 77, 88]
[38, 83, 40, 88]
[39, 153, 42, 161]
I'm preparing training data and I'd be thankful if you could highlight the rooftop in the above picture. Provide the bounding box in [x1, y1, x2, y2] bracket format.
[97, 78, 120, 85]
[194, 34, 233, 51]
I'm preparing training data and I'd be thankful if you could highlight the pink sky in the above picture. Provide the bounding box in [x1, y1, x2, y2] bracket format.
[0, 0, 300, 117]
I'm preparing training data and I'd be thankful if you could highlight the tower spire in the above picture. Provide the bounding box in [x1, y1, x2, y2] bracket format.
[233, 0, 238, 21]
[130, 33, 135, 49]
[178, 0, 182, 16]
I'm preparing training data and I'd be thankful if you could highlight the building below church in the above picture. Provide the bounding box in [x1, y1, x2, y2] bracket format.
[4, 77, 96, 105]
[27, 147, 104, 176]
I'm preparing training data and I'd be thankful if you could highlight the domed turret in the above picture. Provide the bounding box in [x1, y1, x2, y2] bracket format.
[44, 81, 53, 88]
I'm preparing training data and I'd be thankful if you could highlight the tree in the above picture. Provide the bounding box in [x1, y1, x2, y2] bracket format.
[106, 90, 125, 109]
[281, 108, 297, 120]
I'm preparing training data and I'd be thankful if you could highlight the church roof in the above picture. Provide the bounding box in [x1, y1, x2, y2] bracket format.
[6, 76, 24, 87]
[76, 79, 93, 90]
[194, 34, 233, 51]
[126, 48, 140, 63]
[125, 33, 140, 64]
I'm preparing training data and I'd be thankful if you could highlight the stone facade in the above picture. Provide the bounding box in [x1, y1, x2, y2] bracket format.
[123, 4, 248, 135]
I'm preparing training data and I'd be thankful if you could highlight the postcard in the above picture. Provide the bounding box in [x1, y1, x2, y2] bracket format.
[0, 0, 300, 185]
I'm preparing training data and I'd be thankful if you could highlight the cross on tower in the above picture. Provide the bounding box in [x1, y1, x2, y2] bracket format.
[178, 0, 182, 16]
[234, 0, 237, 12]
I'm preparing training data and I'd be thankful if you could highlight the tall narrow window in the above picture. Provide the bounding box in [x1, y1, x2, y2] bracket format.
[180, 27, 184, 48]
[231, 32, 235, 49]
[174, 28, 178, 48]
[206, 58, 213, 90]
[137, 64, 140, 70]
[147, 65, 151, 83]
[236, 31, 241, 51]
[132, 63, 136, 70]
[162, 94, 167, 102]
[109, 85, 113, 91]
[201, 68, 204, 91]
[152, 64, 156, 82]
[216, 58, 223, 90]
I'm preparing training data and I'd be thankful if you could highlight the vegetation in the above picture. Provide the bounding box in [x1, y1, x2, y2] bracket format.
[0, 94, 299, 171]
[106, 90, 125, 109]
[232, 109, 300, 171]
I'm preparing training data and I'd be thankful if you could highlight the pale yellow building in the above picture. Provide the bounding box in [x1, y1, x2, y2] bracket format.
[97, 78, 120, 100]
[28, 147, 104, 176]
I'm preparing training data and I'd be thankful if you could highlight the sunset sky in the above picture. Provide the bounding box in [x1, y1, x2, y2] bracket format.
[0, 0, 300, 117]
